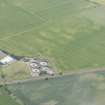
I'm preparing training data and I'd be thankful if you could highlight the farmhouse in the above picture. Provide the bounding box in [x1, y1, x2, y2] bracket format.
[0, 50, 16, 65]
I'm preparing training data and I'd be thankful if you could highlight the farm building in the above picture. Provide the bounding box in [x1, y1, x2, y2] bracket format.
[28, 58, 55, 77]
[0, 50, 16, 65]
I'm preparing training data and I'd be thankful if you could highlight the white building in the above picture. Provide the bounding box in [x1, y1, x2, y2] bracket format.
[0, 51, 16, 65]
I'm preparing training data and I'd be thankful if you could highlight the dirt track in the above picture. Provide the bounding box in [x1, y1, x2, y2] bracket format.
[0, 67, 105, 85]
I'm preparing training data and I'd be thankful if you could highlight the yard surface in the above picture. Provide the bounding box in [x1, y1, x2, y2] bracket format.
[0, 0, 105, 71]
[7, 71, 105, 105]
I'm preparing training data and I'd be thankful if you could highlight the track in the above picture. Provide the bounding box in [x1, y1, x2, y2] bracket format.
[0, 67, 105, 85]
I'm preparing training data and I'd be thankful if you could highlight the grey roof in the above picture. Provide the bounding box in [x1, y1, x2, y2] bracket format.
[0, 51, 7, 59]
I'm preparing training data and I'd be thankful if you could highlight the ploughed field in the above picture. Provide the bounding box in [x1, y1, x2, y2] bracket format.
[6, 71, 105, 105]
[0, 0, 105, 71]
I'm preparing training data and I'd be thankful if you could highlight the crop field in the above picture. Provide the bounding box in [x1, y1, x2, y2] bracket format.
[0, 0, 105, 71]
[7, 71, 105, 105]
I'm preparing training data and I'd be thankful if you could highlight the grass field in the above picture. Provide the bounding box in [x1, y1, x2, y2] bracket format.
[1, 0, 105, 104]
[7, 71, 105, 105]
[0, 86, 21, 105]
[0, 0, 105, 72]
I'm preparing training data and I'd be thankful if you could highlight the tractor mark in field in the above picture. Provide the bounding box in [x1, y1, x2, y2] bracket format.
[0, 21, 50, 42]
[6, 0, 47, 22]
[13, 4, 47, 22]
[0, 0, 98, 42]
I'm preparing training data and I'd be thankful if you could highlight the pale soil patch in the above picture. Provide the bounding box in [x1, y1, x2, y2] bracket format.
[93, 63, 99, 67]
[83, 3, 96, 9]
[96, 83, 105, 90]
[40, 100, 58, 105]
[80, 73, 105, 81]
[63, 34, 74, 40]
[80, 73, 97, 80]
[90, 0, 105, 5]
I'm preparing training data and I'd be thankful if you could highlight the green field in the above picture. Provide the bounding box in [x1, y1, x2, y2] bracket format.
[0, 0, 105, 72]
[0, 86, 21, 105]
[1, 0, 105, 104]
[7, 71, 105, 105]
